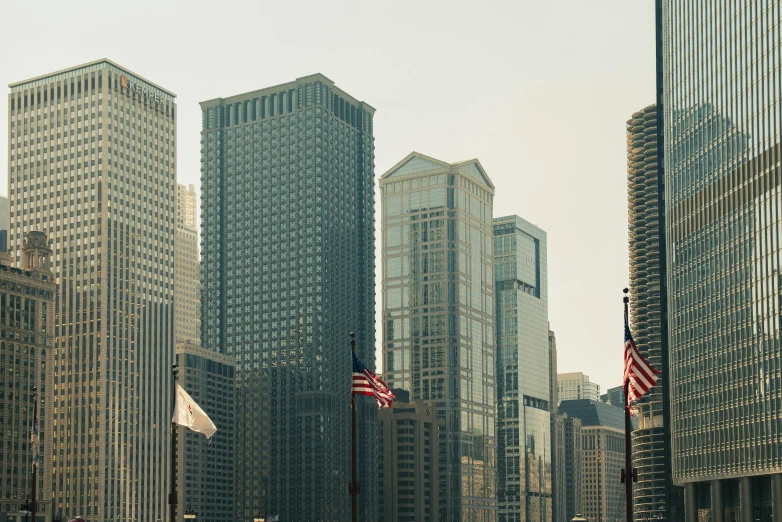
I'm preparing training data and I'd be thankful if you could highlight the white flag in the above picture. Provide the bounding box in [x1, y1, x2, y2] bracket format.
[172, 383, 217, 439]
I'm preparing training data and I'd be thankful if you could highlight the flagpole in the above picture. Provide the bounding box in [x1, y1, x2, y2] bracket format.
[31, 386, 38, 522]
[170, 363, 179, 522]
[623, 288, 633, 522]
[349, 332, 359, 522]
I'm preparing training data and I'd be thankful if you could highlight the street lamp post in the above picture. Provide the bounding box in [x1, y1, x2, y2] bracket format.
[20, 495, 31, 522]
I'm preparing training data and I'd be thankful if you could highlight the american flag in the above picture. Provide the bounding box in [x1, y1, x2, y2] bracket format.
[352, 354, 395, 408]
[624, 317, 660, 407]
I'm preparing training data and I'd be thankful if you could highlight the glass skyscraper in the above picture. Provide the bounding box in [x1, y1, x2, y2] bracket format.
[381, 152, 497, 521]
[200, 74, 377, 521]
[8, 59, 176, 522]
[663, 0, 782, 518]
[494, 216, 551, 522]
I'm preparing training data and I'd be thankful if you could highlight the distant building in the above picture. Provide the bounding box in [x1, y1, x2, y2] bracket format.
[556, 413, 582, 522]
[0, 232, 55, 522]
[175, 341, 235, 522]
[175, 183, 200, 343]
[600, 386, 625, 408]
[557, 372, 600, 403]
[559, 400, 633, 522]
[549, 328, 560, 522]
[494, 215, 551, 522]
[381, 152, 498, 521]
[378, 389, 443, 522]
[0, 196, 7, 252]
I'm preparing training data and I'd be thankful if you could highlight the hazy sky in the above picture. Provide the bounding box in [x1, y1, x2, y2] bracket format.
[0, 0, 656, 391]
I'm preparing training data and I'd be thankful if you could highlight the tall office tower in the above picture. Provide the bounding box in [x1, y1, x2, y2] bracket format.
[548, 329, 559, 522]
[494, 216, 551, 522]
[0, 232, 55, 522]
[381, 152, 497, 521]
[200, 74, 376, 521]
[556, 372, 600, 403]
[663, 1, 782, 518]
[627, 103, 683, 522]
[8, 60, 176, 522]
[555, 413, 582, 522]
[377, 389, 444, 522]
[0, 195, 8, 252]
[559, 400, 630, 522]
[175, 183, 200, 342]
[599, 385, 625, 408]
[175, 341, 235, 522]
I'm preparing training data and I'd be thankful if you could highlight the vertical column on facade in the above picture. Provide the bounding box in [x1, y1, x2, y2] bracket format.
[685, 483, 698, 522]
[711, 480, 724, 522]
[740, 478, 754, 522]
[772, 475, 782, 522]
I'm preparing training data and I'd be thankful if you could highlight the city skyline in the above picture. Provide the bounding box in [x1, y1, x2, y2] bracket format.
[0, 0, 659, 390]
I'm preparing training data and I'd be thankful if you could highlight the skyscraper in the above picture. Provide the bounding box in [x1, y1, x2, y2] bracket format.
[627, 104, 683, 521]
[0, 232, 55, 522]
[8, 59, 176, 521]
[663, 0, 782, 517]
[549, 328, 560, 522]
[555, 412, 582, 522]
[175, 341, 235, 522]
[175, 183, 200, 342]
[200, 74, 377, 521]
[559, 400, 631, 522]
[381, 152, 497, 521]
[377, 389, 444, 522]
[557, 372, 600, 403]
[494, 215, 552, 521]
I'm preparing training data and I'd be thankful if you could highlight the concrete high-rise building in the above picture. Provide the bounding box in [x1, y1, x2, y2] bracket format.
[662, 1, 782, 518]
[175, 183, 200, 342]
[377, 389, 444, 522]
[0, 195, 8, 252]
[555, 413, 582, 522]
[200, 74, 377, 521]
[175, 341, 235, 522]
[8, 59, 176, 522]
[627, 103, 684, 521]
[0, 232, 55, 522]
[557, 372, 600, 403]
[494, 216, 551, 522]
[559, 400, 630, 522]
[381, 152, 497, 521]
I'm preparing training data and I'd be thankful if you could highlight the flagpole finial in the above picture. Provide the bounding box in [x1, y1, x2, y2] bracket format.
[623, 288, 629, 304]
[350, 331, 355, 338]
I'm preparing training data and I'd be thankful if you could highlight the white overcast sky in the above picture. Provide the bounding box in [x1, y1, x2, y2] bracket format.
[0, 0, 656, 391]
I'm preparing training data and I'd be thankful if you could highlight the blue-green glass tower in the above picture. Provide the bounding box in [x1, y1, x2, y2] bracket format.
[663, 0, 782, 518]
[200, 74, 377, 522]
[493, 216, 551, 522]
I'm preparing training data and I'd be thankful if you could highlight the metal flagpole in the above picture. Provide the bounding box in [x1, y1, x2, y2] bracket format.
[349, 332, 359, 522]
[170, 363, 179, 522]
[31, 386, 38, 522]
[623, 289, 633, 522]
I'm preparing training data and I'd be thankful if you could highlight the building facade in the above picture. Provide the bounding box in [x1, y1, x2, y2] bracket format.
[627, 104, 683, 521]
[555, 413, 582, 522]
[0, 196, 8, 252]
[175, 341, 235, 522]
[378, 389, 443, 522]
[0, 232, 55, 522]
[200, 74, 377, 521]
[8, 59, 176, 521]
[548, 329, 560, 522]
[559, 400, 629, 522]
[663, 0, 782, 518]
[494, 216, 552, 522]
[381, 152, 497, 521]
[175, 183, 200, 342]
[557, 372, 600, 403]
